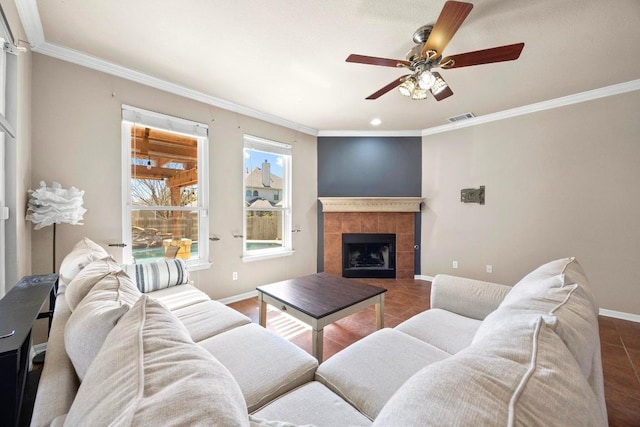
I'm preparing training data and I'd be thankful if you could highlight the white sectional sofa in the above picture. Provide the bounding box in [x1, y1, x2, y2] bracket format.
[31, 238, 607, 426]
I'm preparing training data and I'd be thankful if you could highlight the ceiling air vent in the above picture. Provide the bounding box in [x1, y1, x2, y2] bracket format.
[448, 112, 475, 123]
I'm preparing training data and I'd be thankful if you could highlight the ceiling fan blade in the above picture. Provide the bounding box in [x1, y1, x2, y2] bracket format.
[430, 72, 453, 101]
[422, 1, 474, 58]
[366, 75, 410, 100]
[346, 54, 411, 68]
[440, 43, 525, 69]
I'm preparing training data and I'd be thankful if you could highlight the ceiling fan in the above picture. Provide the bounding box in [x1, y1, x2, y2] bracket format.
[346, 1, 524, 101]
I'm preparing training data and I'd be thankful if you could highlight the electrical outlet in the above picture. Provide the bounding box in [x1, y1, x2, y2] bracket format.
[486, 265, 493, 273]
[232, 272, 238, 281]
[452, 261, 458, 269]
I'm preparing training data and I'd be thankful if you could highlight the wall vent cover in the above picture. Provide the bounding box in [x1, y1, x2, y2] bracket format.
[448, 112, 475, 123]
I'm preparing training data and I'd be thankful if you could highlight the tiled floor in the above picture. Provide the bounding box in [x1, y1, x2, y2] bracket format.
[228, 278, 640, 426]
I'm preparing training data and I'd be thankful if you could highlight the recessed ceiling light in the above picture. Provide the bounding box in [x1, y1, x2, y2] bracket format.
[370, 118, 382, 126]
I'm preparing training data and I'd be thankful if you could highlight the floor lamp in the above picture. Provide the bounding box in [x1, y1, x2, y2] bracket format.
[26, 181, 86, 363]
[26, 181, 86, 270]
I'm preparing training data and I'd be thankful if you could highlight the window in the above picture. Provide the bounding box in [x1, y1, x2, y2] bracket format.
[243, 135, 292, 261]
[122, 105, 209, 269]
[0, 12, 17, 296]
[0, 41, 6, 296]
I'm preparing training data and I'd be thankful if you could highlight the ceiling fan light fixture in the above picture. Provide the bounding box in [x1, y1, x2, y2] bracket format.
[347, 1, 524, 101]
[410, 87, 428, 100]
[398, 77, 416, 97]
[417, 70, 436, 90]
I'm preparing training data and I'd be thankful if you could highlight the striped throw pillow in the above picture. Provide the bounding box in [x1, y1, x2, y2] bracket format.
[123, 259, 189, 293]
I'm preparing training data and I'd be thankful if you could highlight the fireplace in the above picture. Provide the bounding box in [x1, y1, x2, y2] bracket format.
[319, 197, 423, 280]
[342, 233, 396, 278]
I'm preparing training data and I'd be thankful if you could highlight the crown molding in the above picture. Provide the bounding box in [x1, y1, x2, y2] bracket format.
[14, 0, 44, 46]
[33, 42, 319, 136]
[421, 79, 640, 136]
[15, 1, 318, 136]
[319, 80, 640, 137]
[15, 0, 640, 139]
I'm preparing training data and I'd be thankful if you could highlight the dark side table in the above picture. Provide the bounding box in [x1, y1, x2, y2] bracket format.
[0, 274, 57, 427]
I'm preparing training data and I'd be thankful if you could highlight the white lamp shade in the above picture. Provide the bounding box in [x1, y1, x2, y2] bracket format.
[26, 181, 86, 230]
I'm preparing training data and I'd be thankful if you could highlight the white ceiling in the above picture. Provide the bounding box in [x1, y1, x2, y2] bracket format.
[16, 0, 640, 134]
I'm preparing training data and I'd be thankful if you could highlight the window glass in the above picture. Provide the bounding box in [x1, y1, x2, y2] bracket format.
[122, 106, 208, 267]
[243, 135, 292, 258]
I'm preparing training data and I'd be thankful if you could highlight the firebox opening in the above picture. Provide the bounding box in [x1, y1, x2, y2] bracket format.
[342, 233, 396, 279]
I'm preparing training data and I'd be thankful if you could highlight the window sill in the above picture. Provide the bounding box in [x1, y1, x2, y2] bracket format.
[242, 250, 295, 263]
[186, 260, 212, 271]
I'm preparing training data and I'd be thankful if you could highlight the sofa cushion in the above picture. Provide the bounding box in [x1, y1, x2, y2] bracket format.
[199, 323, 318, 413]
[315, 328, 450, 420]
[147, 283, 210, 311]
[395, 308, 482, 354]
[64, 256, 122, 310]
[64, 295, 249, 426]
[122, 258, 189, 292]
[475, 280, 599, 380]
[372, 316, 604, 427]
[251, 381, 372, 426]
[502, 257, 594, 306]
[64, 271, 141, 380]
[58, 237, 109, 287]
[172, 300, 251, 342]
[430, 275, 512, 320]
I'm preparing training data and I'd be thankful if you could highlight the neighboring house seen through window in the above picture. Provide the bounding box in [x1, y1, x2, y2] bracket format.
[122, 105, 209, 269]
[243, 134, 292, 260]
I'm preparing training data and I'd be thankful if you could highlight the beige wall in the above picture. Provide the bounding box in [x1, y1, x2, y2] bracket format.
[421, 90, 640, 315]
[29, 47, 639, 315]
[31, 54, 318, 300]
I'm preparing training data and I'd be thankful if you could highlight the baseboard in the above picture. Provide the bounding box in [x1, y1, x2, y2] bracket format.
[599, 308, 640, 323]
[415, 274, 434, 282]
[218, 290, 258, 305]
[31, 342, 47, 366]
[33, 342, 47, 354]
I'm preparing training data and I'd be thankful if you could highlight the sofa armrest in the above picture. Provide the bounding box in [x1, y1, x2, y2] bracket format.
[430, 274, 512, 320]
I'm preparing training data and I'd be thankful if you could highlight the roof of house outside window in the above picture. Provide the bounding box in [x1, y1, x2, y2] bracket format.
[244, 167, 282, 190]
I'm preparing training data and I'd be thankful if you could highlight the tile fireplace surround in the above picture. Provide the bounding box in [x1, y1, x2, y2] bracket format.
[319, 197, 423, 279]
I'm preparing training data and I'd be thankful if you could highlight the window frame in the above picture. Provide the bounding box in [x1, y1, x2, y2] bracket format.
[0, 16, 15, 296]
[121, 105, 210, 270]
[242, 134, 293, 262]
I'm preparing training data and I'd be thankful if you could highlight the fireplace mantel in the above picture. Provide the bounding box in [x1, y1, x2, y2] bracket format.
[318, 197, 423, 213]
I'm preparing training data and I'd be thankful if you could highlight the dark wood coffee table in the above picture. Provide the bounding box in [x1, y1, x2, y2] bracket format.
[256, 272, 387, 361]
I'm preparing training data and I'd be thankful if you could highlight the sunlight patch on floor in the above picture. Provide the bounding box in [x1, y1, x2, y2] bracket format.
[265, 304, 311, 340]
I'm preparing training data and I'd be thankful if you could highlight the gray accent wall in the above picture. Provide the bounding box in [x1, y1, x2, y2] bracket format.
[317, 136, 422, 274]
[318, 137, 421, 197]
